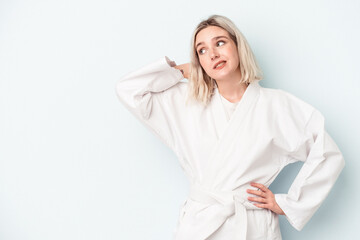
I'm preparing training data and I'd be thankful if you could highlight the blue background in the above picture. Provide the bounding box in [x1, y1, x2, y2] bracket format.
[0, 0, 357, 239]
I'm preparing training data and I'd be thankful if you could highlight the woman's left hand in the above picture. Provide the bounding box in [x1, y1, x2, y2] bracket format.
[246, 182, 285, 215]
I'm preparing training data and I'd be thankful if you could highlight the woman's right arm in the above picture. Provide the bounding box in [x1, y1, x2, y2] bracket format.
[115, 56, 185, 151]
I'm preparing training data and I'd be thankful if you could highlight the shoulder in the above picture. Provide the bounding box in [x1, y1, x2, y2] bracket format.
[259, 85, 318, 125]
[260, 86, 315, 110]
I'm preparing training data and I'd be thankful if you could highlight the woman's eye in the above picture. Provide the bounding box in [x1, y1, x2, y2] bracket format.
[198, 41, 225, 55]
[198, 49, 205, 55]
[217, 40, 225, 46]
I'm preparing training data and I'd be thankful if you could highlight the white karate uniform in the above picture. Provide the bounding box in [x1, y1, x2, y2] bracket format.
[115, 56, 345, 240]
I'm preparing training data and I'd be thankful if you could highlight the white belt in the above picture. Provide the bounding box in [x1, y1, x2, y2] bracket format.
[188, 184, 261, 240]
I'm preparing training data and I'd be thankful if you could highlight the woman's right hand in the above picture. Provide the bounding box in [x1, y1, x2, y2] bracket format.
[174, 63, 191, 79]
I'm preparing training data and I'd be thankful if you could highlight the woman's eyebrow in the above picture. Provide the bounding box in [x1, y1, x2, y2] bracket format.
[196, 36, 229, 49]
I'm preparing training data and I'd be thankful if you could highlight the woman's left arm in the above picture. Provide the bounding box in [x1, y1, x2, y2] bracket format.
[271, 109, 345, 231]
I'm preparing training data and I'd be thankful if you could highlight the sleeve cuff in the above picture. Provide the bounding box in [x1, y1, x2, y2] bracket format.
[164, 56, 184, 80]
[274, 194, 305, 231]
[165, 56, 176, 67]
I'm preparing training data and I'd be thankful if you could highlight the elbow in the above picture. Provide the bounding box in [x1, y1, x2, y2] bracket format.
[333, 151, 345, 177]
[324, 143, 345, 173]
[115, 80, 152, 120]
[339, 155, 345, 170]
[335, 149, 345, 170]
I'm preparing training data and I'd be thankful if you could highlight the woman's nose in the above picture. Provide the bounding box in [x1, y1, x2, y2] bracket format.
[210, 48, 219, 60]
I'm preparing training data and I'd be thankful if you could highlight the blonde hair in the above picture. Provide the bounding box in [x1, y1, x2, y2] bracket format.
[187, 14, 263, 106]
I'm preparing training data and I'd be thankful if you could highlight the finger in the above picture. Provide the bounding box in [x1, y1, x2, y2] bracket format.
[253, 203, 269, 209]
[169, 61, 177, 67]
[246, 189, 266, 197]
[250, 182, 268, 192]
[248, 197, 267, 203]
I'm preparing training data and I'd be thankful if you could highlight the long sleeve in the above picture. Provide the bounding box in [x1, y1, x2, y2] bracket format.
[115, 56, 184, 151]
[275, 109, 345, 231]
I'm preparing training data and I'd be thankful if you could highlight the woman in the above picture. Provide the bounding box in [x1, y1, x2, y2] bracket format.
[115, 15, 345, 240]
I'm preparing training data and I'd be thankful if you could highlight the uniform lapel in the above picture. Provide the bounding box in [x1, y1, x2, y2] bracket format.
[203, 80, 261, 186]
[211, 87, 229, 140]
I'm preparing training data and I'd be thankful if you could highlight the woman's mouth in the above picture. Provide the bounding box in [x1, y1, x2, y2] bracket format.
[214, 61, 226, 70]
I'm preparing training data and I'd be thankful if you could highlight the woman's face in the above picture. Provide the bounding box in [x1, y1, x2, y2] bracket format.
[195, 26, 240, 81]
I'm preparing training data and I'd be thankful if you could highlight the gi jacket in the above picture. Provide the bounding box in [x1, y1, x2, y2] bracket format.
[115, 56, 345, 240]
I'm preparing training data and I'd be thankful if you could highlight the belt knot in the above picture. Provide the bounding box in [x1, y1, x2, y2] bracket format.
[187, 184, 259, 240]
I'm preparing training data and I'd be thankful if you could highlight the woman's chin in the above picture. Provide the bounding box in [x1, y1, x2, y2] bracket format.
[213, 68, 240, 82]
[212, 73, 231, 82]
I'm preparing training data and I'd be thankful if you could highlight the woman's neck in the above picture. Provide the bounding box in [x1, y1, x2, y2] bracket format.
[216, 73, 248, 103]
